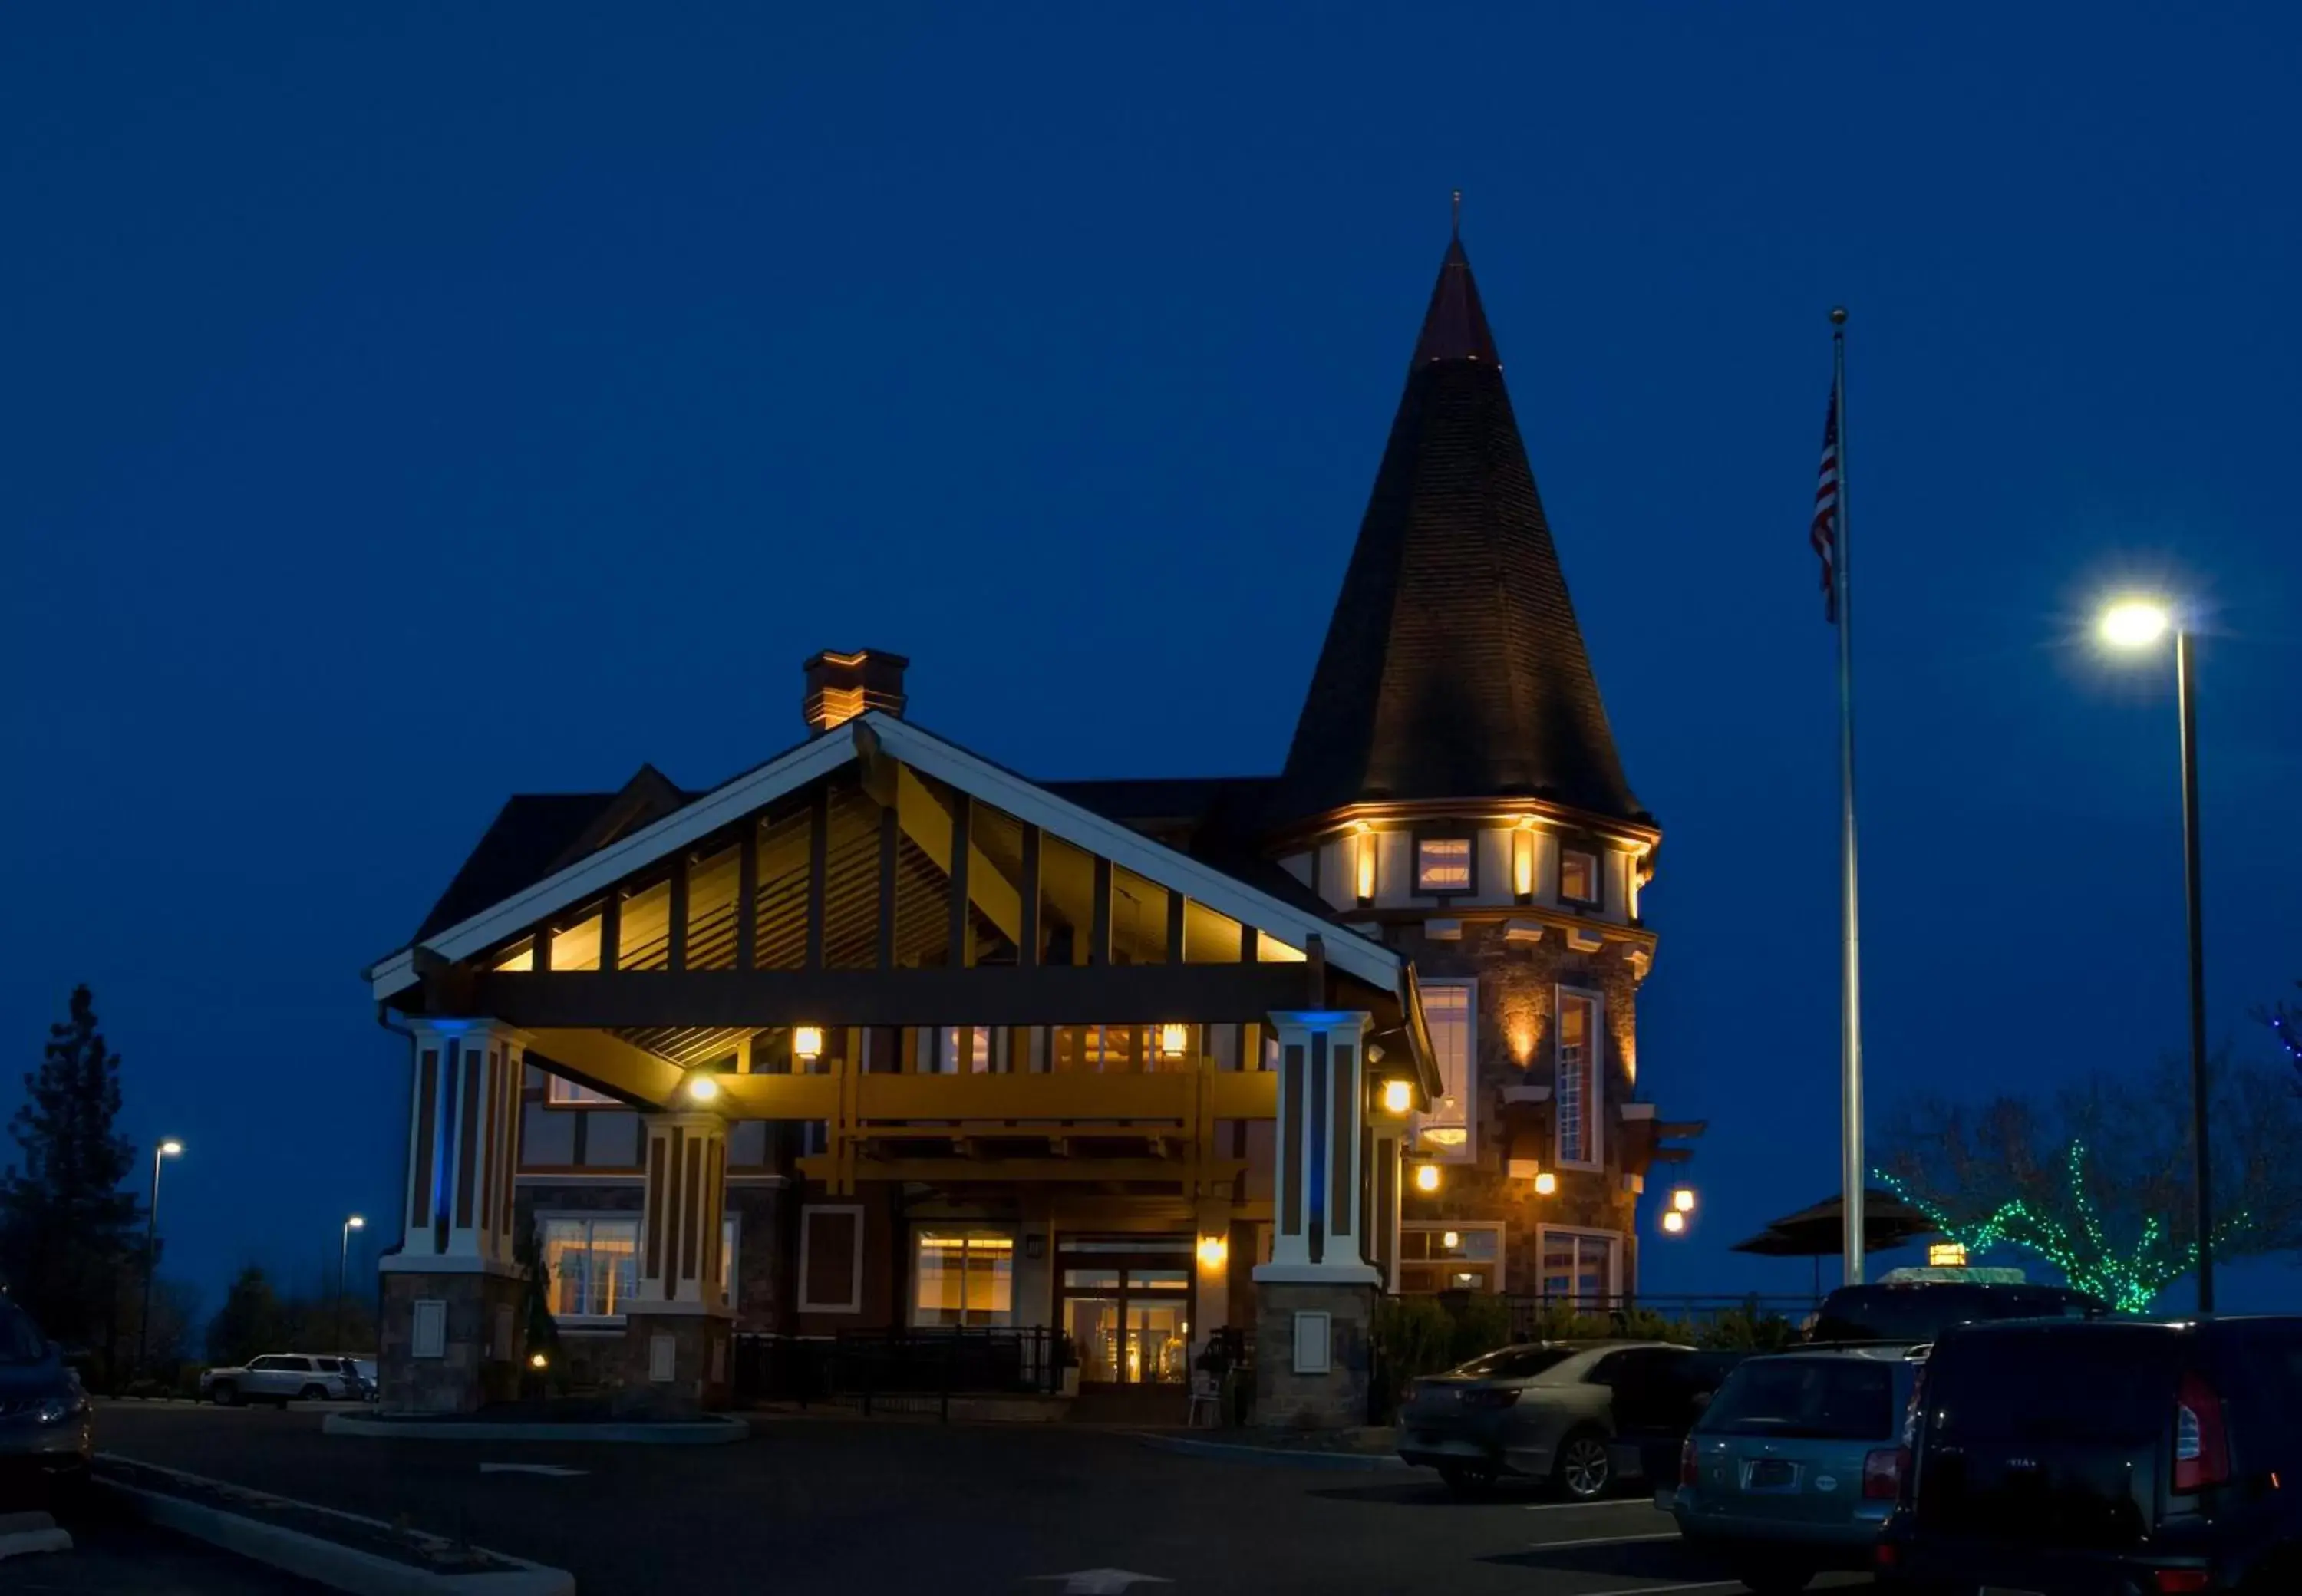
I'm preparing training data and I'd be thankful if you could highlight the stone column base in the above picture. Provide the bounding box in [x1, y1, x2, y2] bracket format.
[1252, 1278, 1378, 1430]
[616, 1309, 734, 1416]
[378, 1267, 528, 1416]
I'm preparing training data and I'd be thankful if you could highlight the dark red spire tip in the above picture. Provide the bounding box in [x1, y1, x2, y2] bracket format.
[1413, 235, 1499, 366]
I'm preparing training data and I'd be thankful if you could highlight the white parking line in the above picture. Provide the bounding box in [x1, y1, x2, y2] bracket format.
[1559, 1582, 1735, 1596]
[1527, 1531, 1683, 1551]
[1524, 1497, 1665, 1512]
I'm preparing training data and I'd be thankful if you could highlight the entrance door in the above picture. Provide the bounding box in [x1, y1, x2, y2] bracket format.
[1058, 1244, 1193, 1387]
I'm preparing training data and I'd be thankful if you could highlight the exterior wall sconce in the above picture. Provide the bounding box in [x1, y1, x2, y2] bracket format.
[1512, 818, 1535, 901]
[1533, 1171, 1557, 1196]
[1440, 1230, 1459, 1251]
[1158, 1023, 1189, 1060]
[1353, 822, 1377, 904]
[1413, 1162, 1442, 1194]
[793, 1026, 824, 1063]
[1196, 1234, 1229, 1270]
[1928, 1241, 1969, 1268]
[1670, 1186, 1696, 1214]
[685, 1070, 721, 1103]
[1378, 1077, 1413, 1116]
[1661, 1209, 1686, 1235]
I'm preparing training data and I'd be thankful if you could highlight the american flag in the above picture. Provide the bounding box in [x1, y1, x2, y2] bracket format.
[1810, 383, 1841, 623]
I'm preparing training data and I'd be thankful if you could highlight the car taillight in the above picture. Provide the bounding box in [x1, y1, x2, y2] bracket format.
[2151, 1571, 2211, 1594]
[1679, 1435, 1699, 1487]
[1863, 1446, 1905, 1500]
[2174, 1370, 2228, 1492]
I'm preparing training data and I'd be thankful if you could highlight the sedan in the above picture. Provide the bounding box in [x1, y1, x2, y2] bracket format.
[0, 1299, 94, 1488]
[1397, 1340, 1699, 1499]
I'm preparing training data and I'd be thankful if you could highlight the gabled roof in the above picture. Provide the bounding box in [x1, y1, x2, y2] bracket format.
[368, 714, 1407, 1001]
[1268, 232, 1644, 828]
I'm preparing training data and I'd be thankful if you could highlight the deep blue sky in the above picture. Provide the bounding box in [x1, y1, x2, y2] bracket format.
[5, 5, 2298, 1317]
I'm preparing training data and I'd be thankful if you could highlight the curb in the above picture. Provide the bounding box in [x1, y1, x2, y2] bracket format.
[0, 1512, 74, 1561]
[1128, 1431, 1407, 1469]
[324, 1411, 748, 1445]
[95, 1463, 574, 1596]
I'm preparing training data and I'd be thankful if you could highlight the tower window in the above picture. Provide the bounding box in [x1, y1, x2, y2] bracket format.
[1559, 849, 1600, 905]
[1416, 837, 1473, 892]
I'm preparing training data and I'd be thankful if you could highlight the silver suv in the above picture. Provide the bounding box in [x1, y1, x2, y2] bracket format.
[200, 1354, 351, 1407]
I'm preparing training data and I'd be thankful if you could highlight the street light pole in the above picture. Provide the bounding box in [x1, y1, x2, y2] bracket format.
[338, 1215, 366, 1354]
[2176, 628, 2214, 1314]
[137, 1139, 183, 1375]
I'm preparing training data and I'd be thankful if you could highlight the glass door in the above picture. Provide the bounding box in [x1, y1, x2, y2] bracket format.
[1058, 1250, 1192, 1387]
[1123, 1268, 1191, 1385]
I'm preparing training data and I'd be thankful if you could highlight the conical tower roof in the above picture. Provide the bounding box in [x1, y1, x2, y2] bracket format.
[1271, 229, 1642, 827]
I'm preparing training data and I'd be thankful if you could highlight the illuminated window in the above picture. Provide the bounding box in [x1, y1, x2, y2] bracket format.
[1416, 837, 1473, 892]
[1054, 1024, 1143, 1072]
[912, 1230, 1014, 1327]
[1538, 1228, 1619, 1307]
[541, 1217, 638, 1318]
[717, 1215, 740, 1307]
[1398, 1222, 1503, 1294]
[1417, 981, 1475, 1162]
[546, 1074, 619, 1106]
[1559, 849, 1600, 905]
[1555, 991, 1601, 1168]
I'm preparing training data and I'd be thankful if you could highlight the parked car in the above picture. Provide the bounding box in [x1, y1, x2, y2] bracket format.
[1397, 1340, 1717, 1499]
[199, 1354, 352, 1407]
[312, 1356, 373, 1400]
[1882, 1314, 2302, 1594]
[1808, 1274, 2106, 1347]
[0, 1298, 93, 1487]
[1671, 1346, 1923, 1593]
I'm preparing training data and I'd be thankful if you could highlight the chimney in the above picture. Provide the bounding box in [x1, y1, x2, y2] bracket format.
[803, 649, 909, 734]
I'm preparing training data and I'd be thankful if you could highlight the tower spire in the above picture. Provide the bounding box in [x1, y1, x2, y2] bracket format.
[1451, 188, 1462, 240]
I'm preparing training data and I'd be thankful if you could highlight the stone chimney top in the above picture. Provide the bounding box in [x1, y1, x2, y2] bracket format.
[803, 649, 909, 734]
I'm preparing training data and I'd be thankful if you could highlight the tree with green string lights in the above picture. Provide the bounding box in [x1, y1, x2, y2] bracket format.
[1879, 1052, 2302, 1311]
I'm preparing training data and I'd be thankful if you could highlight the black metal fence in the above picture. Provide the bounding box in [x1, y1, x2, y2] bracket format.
[733, 1326, 1064, 1416]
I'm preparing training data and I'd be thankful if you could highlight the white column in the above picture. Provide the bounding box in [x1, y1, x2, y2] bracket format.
[384, 1019, 527, 1275]
[638, 1111, 732, 1314]
[1253, 1010, 1380, 1286]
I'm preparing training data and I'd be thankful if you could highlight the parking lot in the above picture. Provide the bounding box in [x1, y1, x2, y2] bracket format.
[88, 1401, 1882, 1596]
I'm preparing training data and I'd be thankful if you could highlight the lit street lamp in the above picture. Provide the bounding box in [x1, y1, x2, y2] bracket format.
[2099, 595, 2215, 1313]
[137, 1139, 184, 1374]
[337, 1215, 367, 1356]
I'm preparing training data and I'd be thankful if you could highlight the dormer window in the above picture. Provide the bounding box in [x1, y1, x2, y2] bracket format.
[1558, 848, 1600, 905]
[1416, 837, 1473, 893]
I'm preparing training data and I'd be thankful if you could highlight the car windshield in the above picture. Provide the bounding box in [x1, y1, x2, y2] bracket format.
[1451, 1346, 1577, 1380]
[0, 1305, 48, 1364]
[1702, 1357, 1896, 1439]
[1811, 1284, 2103, 1344]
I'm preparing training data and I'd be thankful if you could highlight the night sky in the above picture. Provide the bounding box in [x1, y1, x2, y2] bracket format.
[5, 5, 2297, 1316]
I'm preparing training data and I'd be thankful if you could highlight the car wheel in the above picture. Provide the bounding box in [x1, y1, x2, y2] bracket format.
[210, 1380, 238, 1406]
[299, 1383, 328, 1401]
[1436, 1462, 1496, 1496]
[1552, 1427, 1613, 1501]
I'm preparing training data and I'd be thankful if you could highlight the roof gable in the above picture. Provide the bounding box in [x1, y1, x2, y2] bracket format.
[369, 714, 1402, 999]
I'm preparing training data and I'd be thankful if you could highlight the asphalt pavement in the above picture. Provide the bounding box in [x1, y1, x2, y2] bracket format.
[92, 1400, 1886, 1596]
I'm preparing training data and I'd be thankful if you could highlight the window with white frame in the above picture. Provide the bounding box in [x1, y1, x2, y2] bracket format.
[1555, 989, 1601, 1168]
[1415, 836, 1472, 892]
[1416, 980, 1475, 1161]
[717, 1214, 740, 1308]
[540, 1217, 638, 1318]
[1537, 1227, 1621, 1307]
[911, 1229, 1014, 1326]
[1398, 1221, 1504, 1294]
[546, 1074, 619, 1106]
[931, 1026, 994, 1073]
[1558, 848, 1600, 905]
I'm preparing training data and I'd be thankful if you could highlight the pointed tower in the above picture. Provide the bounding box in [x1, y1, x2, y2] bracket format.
[1265, 223, 1681, 1304]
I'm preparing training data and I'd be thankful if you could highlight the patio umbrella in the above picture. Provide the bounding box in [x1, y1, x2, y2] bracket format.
[1731, 1188, 1939, 1297]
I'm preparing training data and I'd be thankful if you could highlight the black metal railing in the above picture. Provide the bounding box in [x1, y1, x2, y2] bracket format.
[734, 1325, 1064, 1418]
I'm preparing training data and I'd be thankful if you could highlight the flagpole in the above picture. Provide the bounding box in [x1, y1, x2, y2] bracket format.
[1832, 305, 1867, 1286]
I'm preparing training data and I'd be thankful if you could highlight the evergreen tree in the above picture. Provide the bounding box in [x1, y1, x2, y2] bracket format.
[205, 1265, 287, 1367]
[0, 984, 140, 1344]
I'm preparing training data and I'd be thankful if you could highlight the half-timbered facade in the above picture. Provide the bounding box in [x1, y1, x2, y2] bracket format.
[365, 223, 1694, 1423]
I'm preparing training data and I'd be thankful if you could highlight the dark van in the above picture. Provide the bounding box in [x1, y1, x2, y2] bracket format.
[1882, 1315, 2302, 1594]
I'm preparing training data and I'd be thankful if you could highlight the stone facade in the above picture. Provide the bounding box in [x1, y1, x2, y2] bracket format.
[1252, 1280, 1377, 1429]
[615, 1308, 734, 1416]
[378, 1267, 528, 1414]
[1390, 915, 1648, 1296]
